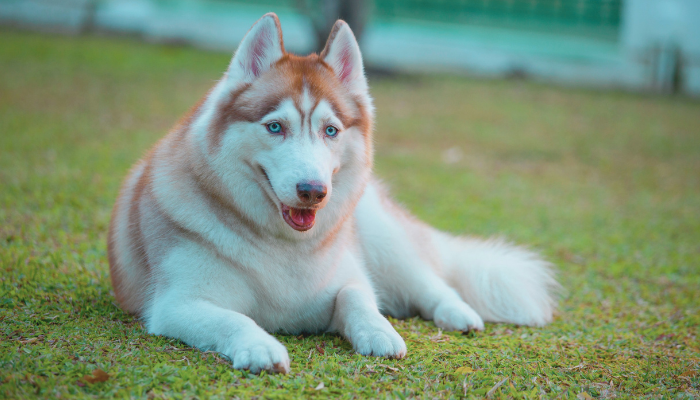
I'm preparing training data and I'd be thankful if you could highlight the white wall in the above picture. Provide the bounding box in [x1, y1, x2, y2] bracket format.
[621, 0, 700, 94]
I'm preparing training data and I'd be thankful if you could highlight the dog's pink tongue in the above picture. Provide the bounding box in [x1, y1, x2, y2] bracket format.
[290, 208, 316, 226]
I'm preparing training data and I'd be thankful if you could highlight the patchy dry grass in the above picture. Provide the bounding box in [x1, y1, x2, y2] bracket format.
[1, 30, 699, 399]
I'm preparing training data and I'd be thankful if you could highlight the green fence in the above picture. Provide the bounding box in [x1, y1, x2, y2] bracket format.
[374, 0, 621, 28]
[216, 0, 623, 38]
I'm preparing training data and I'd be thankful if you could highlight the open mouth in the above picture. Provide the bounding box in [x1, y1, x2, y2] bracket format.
[259, 167, 319, 232]
[281, 204, 317, 231]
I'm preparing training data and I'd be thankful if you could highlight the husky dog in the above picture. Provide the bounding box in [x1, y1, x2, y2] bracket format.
[108, 13, 558, 374]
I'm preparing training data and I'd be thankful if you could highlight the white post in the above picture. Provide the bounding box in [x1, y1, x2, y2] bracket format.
[621, 0, 700, 95]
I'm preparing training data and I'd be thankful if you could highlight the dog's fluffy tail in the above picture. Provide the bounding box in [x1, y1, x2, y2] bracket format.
[433, 232, 559, 326]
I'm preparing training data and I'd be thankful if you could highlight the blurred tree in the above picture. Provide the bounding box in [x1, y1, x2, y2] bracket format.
[296, 0, 369, 53]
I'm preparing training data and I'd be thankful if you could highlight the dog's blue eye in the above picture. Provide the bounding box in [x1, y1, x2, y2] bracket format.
[325, 126, 338, 137]
[267, 122, 282, 134]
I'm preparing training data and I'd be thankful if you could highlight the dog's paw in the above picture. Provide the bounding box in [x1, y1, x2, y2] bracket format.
[434, 300, 485, 332]
[226, 334, 290, 374]
[348, 317, 407, 359]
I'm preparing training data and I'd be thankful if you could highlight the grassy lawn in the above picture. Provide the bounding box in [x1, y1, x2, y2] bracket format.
[1, 29, 699, 399]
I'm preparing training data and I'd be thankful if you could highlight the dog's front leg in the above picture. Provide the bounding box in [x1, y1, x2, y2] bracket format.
[146, 297, 290, 373]
[329, 284, 407, 359]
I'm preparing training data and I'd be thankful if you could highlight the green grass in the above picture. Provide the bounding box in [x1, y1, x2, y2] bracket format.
[1, 29, 699, 399]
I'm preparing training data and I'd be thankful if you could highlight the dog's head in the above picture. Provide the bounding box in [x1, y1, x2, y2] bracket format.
[197, 13, 373, 236]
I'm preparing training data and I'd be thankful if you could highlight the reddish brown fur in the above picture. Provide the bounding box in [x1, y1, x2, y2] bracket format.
[108, 96, 208, 315]
[209, 52, 371, 154]
[107, 192, 127, 309]
[108, 153, 153, 315]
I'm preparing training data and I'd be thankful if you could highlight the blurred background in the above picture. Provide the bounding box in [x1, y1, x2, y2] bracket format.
[1, 0, 699, 95]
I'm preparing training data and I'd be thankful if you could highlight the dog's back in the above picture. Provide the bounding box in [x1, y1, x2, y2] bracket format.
[108, 157, 150, 315]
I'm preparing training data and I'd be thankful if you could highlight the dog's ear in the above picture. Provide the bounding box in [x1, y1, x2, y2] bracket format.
[321, 21, 368, 96]
[227, 13, 284, 84]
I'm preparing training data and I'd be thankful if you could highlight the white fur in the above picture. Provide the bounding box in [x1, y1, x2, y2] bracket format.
[433, 234, 559, 326]
[227, 13, 284, 84]
[109, 14, 558, 374]
[322, 21, 369, 96]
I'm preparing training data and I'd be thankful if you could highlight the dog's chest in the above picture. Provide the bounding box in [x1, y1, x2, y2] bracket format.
[231, 248, 349, 334]
[249, 282, 337, 334]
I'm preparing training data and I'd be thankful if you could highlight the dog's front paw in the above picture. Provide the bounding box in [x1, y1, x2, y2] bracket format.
[226, 334, 290, 374]
[349, 317, 407, 359]
[434, 300, 485, 332]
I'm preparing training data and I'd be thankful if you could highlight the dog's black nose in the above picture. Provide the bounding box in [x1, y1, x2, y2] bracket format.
[296, 181, 327, 204]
